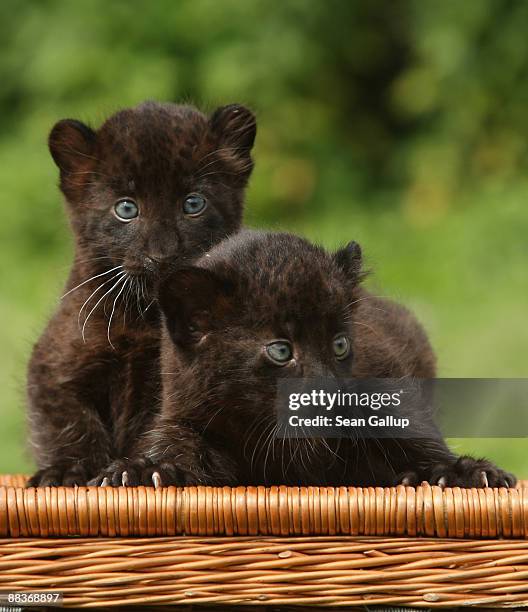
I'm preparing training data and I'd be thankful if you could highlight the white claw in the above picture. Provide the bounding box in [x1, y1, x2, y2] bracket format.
[121, 471, 129, 487]
[481, 471, 489, 487]
[437, 476, 447, 488]
[401, 477, 411, 486]
[152, 471, 162, 489]
[100, 477, 110, 487]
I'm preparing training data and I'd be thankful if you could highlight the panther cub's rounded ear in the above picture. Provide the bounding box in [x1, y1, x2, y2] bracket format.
[209, 104, 257, 151]
[49, 119, 97, 201]
[48, 119, 96, 173]
[334, 241, 363, 284]
[158, 267, 234, 347]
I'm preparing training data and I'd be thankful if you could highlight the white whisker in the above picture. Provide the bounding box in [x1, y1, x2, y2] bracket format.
[107, 278, 129, 350]
[122, 278, 134, 325]
[143, 299, 155, 314]
[62, 265, 123, 299]
[81, 274, 127, 343]
[77, 270, 126, 329]
[134, 277, 142, 315]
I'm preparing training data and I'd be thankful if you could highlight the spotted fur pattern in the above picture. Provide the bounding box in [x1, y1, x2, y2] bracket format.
[96, 230, 515, 489]
[27, 102, 256, 486]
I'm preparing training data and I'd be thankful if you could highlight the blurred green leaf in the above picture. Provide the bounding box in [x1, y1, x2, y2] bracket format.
[0, 0, 526, 474]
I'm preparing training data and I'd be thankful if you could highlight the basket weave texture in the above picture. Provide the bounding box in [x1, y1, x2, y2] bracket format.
[1, 475, 527, 539]
[1, 475, 528, 609]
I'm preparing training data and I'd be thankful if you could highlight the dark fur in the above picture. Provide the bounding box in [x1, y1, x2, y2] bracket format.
[99, 230, 515, 488]
[27, 101, 257, 486]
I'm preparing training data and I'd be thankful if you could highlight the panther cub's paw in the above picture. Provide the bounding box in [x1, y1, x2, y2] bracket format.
[396, 456, 516, 489]
[428, 456, 515, 488]
[88, 458, 184, 488]
[27, 464, 89, 487]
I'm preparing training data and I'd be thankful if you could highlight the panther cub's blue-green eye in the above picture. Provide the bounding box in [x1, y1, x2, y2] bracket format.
[114, 199, 138, 221]
[266, 340, 293, 365]
[333, 334, 351, 360]
[183, 194, 207, 216]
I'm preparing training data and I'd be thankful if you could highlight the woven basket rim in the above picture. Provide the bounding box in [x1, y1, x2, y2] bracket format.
[0, 474, 527, 539]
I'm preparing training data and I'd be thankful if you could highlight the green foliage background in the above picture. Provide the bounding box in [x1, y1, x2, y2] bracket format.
[0, 0, 526, 475]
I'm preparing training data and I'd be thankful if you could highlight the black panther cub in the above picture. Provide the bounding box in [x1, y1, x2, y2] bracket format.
[95, 230, 515, 488]
[27, 102, 256, 487]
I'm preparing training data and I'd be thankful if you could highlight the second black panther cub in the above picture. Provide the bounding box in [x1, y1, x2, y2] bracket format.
[96, 230, 515, 488]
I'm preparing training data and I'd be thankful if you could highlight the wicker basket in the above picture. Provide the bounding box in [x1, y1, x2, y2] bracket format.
[1, 475, 528, 608]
